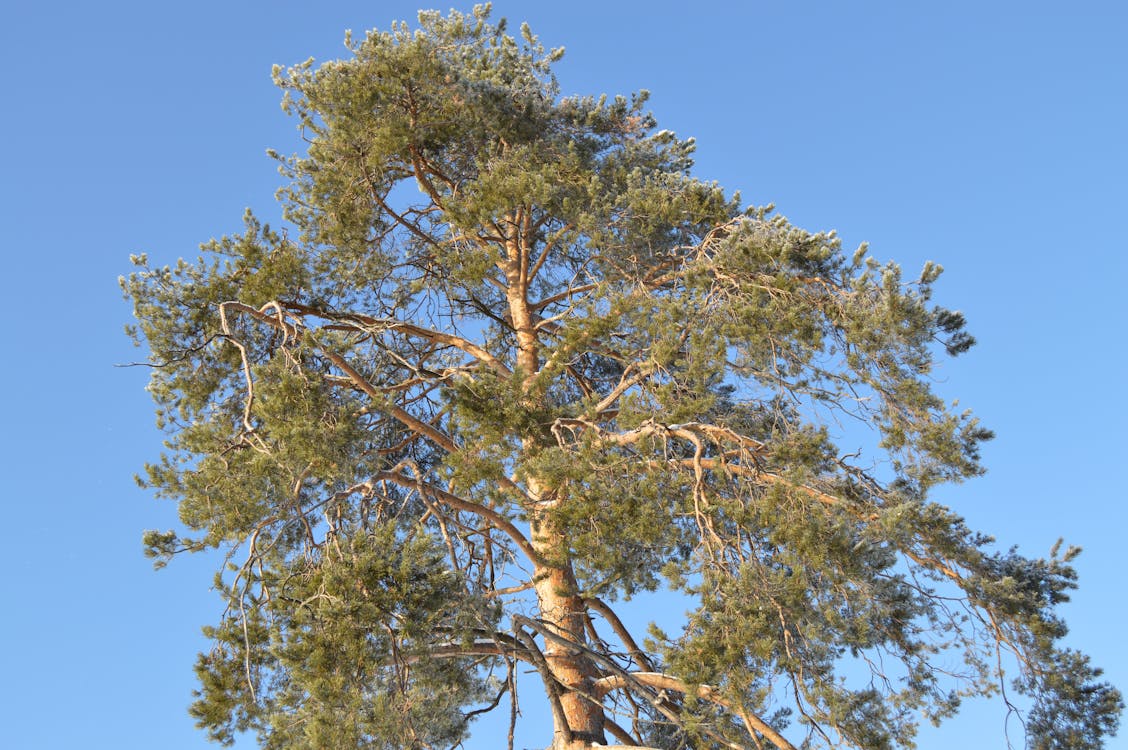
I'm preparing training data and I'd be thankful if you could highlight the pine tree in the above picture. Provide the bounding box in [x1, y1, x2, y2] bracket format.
[123, 7, 1121, 749]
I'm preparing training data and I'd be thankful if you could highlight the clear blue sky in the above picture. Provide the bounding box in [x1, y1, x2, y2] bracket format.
[2, 2, 1125, 748]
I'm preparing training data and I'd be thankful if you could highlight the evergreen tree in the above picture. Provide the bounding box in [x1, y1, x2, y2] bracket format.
[123, 7, 1121, 749]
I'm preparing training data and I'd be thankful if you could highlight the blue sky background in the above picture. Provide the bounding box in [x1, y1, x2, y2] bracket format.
[2, 2, 1125, 748]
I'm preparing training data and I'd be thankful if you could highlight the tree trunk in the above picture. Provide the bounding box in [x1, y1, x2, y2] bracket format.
[505, 228, 604, 748]
[530, 508, 607, 749]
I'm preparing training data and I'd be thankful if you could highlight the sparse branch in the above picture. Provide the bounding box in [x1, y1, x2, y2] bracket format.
[320, 345, 537, 508]
[514, 625, 575, 746]
[375, 465, 543, 568]
[527, 222, 575, 285]
[408, 144, 455, 203]
[323, 348, 457, 449]
[363, 171, 442, 250]
[486, 581, 537, 598]
[583, 597, 654, 672]
[530, 283, 600, 312]
[424, 639, 533, 664]
[602, 717, 640, 747]
[595, 673, 797, 750]
[592, 362, 651, 414]
[286, 303, 512, 378]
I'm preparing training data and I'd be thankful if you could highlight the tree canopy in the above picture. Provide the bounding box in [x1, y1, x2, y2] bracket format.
[123, 7, 1121, 749]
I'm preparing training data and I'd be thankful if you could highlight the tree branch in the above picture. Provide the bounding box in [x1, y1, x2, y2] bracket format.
[286, 303, 512, 378]
[513, 625, 574, 746]
[375, 464, 544, 568]
[584, 597, 655, 672]
[595, 672, 797, 750]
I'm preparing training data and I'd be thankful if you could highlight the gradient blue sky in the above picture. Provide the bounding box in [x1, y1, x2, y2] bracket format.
[2, 2, 1125, 748]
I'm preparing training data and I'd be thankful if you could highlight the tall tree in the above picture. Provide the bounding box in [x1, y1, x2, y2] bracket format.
[123, 7, 1120, 749]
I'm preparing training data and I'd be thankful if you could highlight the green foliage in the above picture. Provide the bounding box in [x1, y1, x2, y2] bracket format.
[124, 6, 1120, 749]
[191, 529, 494, 747]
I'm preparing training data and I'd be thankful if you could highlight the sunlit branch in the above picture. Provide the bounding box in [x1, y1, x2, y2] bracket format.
[217, 302, 275, 437]
[550, 417, 767, 456]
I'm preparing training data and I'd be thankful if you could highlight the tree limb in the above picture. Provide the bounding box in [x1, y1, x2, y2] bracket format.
[286, 303, 512, 378]
[595, 672, 797, 750]
[375, 465, 543, 568]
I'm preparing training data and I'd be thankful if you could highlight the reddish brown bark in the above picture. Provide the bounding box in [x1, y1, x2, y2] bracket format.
[504, 222, 605, 748]
[530, 510, 606, 749]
